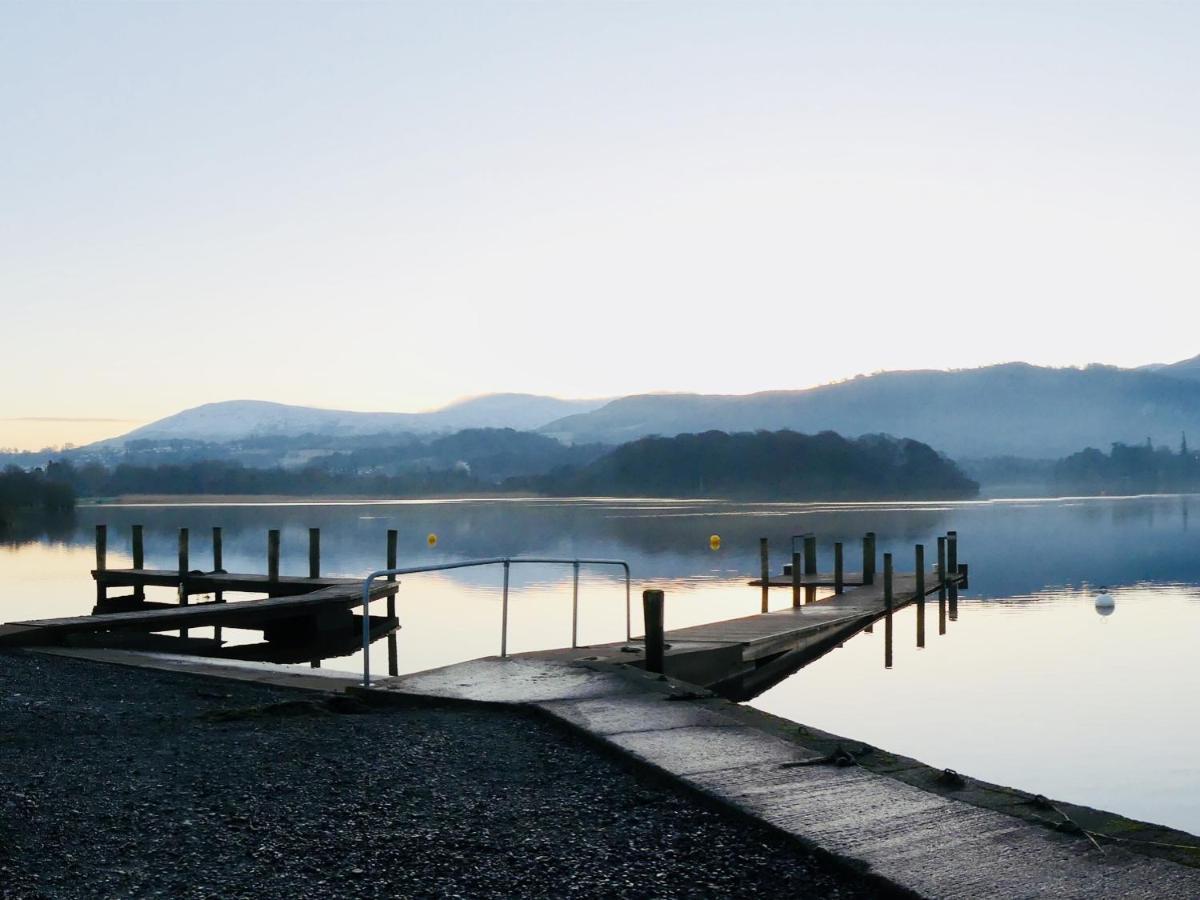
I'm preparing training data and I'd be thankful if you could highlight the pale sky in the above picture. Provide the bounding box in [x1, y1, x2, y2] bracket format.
[3, 1, 1200, 450]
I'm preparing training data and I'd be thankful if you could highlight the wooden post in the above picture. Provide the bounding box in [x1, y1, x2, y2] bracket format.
[937, 536, 947, 636]
[883, 551, 893, 669]
[791, 551, 802, 608]
[863, 532, 876, 585]
[759, 538, 770, 614]
[833, 542, 844, 594]
[307, 526, 322, 668]
[267, 529, 280, 584]
[308, 528, 321, 579]
[212, 526, 224, 645]
[803, 534, 817, 605]
[95, 525, 107, 607]
[915, 543, 925, 649]
[131, 524, 144, 603]
[178, 528, 189, 638]
[947, 531, 958, 621]
[386, 529, 399, 677]
[643, 589, 665, 674]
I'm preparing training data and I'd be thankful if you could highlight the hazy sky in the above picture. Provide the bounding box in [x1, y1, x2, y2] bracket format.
[4, 1, 1199, 449]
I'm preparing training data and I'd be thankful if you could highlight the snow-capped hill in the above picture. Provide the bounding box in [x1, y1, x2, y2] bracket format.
[105, 395, 607, 445]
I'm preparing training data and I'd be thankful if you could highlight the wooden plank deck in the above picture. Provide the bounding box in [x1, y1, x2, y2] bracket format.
[0, 580, 397, 647]
[528, 569, 958, 699]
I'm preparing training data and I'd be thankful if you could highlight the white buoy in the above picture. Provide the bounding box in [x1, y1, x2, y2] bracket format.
[1094, 590, 1115, 616]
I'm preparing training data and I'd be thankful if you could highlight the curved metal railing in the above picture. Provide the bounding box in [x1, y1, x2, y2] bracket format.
[359, 557, 631, 687]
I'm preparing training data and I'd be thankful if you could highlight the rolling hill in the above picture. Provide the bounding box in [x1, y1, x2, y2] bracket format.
[539, 363, 1200, 459]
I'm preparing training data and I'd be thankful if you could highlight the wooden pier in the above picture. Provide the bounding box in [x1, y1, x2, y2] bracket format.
[524, 531, 967, 701]
[0, 525, 400, 667]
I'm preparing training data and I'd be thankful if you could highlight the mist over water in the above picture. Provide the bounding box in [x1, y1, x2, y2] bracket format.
[4, 494, 1200, 832]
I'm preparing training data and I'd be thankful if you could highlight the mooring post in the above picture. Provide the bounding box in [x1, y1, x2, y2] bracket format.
[643, 589, 665, 674]
[759, 538, 770, 613]
[863, 532, 876, 585]
[178, 528, 189, 638]
[803, 534, 817, 604]
[386, 529, 399, 677]
[571, 560, 581, 648]
[94, 525, 107, 607]
[212, 526, 224, 645]
[791, 550, 802, 607]
[308, 528, 321, 579]
[883, 551, 893, 669]
[937, 535, 947, 635]
[267, 529, 280, 585]
[833, 542, 844, 594]
[131, 524, 144, 603]
[947, 531, 959, 621]
[915, 543, 926, 649]
[307, 527, 322, 668]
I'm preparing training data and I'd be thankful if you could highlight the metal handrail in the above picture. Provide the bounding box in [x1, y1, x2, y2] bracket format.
[359, 557, 632, 687]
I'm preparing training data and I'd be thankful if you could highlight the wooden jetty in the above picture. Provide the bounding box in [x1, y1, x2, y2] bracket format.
[0, 524, 965, 697]
[525, 532, 967, 701]
[0, 525, 401, 668]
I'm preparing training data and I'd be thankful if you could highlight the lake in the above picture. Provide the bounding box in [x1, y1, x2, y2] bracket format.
[3, 494, 1199, 834]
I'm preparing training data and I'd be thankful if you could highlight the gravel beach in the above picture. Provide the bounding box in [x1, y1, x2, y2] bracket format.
[0, 651, 882, 899]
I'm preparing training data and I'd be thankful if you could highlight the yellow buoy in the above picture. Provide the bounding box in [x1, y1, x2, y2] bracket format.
[709, 534, 721, 551]
[427, 533, 438, 547]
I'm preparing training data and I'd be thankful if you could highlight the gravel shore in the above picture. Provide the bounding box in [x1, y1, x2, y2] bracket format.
[0, 651, 882, 899]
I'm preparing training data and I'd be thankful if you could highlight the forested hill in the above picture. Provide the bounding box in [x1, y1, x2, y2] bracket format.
[523, 430, 979, 500]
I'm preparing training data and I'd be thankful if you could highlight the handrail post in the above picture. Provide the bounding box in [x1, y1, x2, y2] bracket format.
[500, 559, 511, 658]
[361, 575, 375, 688]
[386, 530, 399, 677]
[624, 564, 631, 642]
[833, 541, 844, 595]
[95, 525, 107, 608]
[791, 551, 802, 607]
[883, 552, 894, 670]
[915, 543, 926, 648]
[571, 560, 580, 648]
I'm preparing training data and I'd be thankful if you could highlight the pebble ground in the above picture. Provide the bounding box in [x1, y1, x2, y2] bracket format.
[0, 651, 886, 899]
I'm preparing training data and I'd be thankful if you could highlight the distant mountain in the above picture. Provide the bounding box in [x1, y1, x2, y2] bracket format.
[540, 363, 1200, 459]
[1150, 353, 1200, 381]
[102, 395, 607, 446]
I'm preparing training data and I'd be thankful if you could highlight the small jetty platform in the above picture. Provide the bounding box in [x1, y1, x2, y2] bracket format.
[525, 531, 966, 700]
[0, 525, 401, 667]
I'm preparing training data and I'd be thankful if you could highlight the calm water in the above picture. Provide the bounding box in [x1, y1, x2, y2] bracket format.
[4, 494, 1200, 833]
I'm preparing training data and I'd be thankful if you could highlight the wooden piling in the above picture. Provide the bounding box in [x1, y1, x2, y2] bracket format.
[131, 525, 144, 603]
[94, 525, 107, 607]
[833, 542, 844, 595]
[883, 552, 893, 669]
[759, 538, 770, 613]
[178, 528, 189, 638]
[915, 544, 925, 648]
[267, 530, 280, 583]
[803, 534, 817, 605]
[947, 531, 959, 621]
[937, 536, 947, 636]
[308, 528, 321, 579]
[212, 526, 224, 644]
[863, 532, 876, 585]
[386, 529, 399, 677]
[308, 527, 322, 668]
[643, 589, 665, 674]
[791, 551, 802, 608]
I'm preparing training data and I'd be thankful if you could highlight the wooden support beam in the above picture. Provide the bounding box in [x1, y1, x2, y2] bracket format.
[759, 538, 770, 614]
[213, 527, 224, 644]
[947, 530, 958, 621]
[643, 589, 664, 674]
[937, 536, 947, 636]
[386, 529, 399, 677]
[833, 542, 844, 595]
[863, 532, 876, 585]
[95, 525, 107, 607]
[791, 551, 802, 608]
[803, 534, 817, 605]
[267, 529, 280, 583]
[883, 552, 893, 670]
[131, 525, 144, 602]
[915, 544, 925, 648]
[178, 528, 189, 638]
